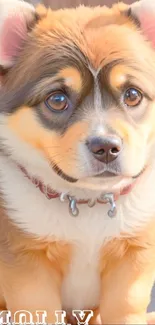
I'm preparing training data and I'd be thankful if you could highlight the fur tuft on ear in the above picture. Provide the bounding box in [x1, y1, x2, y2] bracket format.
[131, 0, 155, 47]
[0, 0, 36, 68]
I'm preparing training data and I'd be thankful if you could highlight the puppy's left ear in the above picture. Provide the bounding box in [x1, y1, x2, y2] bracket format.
[0, 0, 38, 69]
[130, 0, 155, 47]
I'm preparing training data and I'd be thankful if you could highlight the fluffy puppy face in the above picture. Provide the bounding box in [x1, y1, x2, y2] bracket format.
[1, 0, 155, 193]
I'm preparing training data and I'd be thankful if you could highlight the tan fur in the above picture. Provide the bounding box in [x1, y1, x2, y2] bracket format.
[7, 107, 89, 177]
[109, 65, 131, 90]
[58, 67, 82, 92]
[0, 199, 72, 323]
[0, 195, 155, 323]
[99, 221, 155, 324]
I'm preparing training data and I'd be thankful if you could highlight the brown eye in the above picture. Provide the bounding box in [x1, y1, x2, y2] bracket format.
[45, 92, 69, 112]
[124, 88, 143, 107]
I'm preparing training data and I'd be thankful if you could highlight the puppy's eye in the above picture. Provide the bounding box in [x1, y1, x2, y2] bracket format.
[124, 88, 143, 107]
[45, 92, 69, 112]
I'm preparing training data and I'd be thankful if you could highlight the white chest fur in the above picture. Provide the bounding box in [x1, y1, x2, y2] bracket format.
[1, 156, 155, 309]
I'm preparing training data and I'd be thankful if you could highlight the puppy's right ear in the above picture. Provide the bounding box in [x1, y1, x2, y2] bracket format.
[130, 0, 155, 48]
[0, 0, 37, 70]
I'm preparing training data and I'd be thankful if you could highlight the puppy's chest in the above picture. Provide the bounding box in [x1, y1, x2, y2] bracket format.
[2, 165, 155, 309]
[5, 182, 111, 310]
[61, 243, 101, 310]
[2, 169, 122, 309]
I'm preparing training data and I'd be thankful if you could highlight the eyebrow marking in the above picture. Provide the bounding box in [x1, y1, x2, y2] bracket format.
[57, 67, 82, 92]
[109, 64, 128, 90]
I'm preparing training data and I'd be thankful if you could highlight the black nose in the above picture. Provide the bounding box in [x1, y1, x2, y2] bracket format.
[86, 136, 122, 163]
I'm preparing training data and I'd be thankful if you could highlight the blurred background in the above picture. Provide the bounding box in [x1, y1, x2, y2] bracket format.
[27, 0, 135, 9]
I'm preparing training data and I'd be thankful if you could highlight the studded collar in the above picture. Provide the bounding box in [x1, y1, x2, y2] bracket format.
[19, 166, 117, 218]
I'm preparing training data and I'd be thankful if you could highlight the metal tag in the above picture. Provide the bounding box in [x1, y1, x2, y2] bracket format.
[100, 193, 117, 218]
[60, 192, 117, 218]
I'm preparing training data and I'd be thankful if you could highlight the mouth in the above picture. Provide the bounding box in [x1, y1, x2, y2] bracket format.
[99, 167, 146, 197]
[51, 159, 145, 195]
[94, 167, 145, 180]
[94, 171, 118, 178]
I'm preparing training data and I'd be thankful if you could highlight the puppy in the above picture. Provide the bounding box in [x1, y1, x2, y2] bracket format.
[0, 0, 155, 323]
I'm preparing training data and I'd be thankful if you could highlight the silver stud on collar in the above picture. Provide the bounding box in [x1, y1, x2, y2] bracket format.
[60, 193, 68, 202]
[88, 199, 96, 208]
[100, 193, 117, 218]
[59, 192, 117, 218]
[60, 193, 79, 217]
[68, 196, 79, 217]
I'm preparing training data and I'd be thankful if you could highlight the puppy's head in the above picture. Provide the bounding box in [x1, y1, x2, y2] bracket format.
[1, 0, 155, 195]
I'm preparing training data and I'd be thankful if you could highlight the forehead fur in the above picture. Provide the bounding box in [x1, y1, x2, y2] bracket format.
[2, 2, 155, 94]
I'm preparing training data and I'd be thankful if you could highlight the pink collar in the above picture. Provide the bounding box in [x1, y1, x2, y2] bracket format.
[20, 166, 60, 200]
[19, 166, 117, 217]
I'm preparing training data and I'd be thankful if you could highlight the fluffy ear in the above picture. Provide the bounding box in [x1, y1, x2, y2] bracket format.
[131, 0, 155, 47]
[0, 0, 37, 69]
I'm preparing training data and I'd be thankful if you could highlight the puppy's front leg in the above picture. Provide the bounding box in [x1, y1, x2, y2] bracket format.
[99, 237, 155, 324]
[0, 249, 64, 324]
